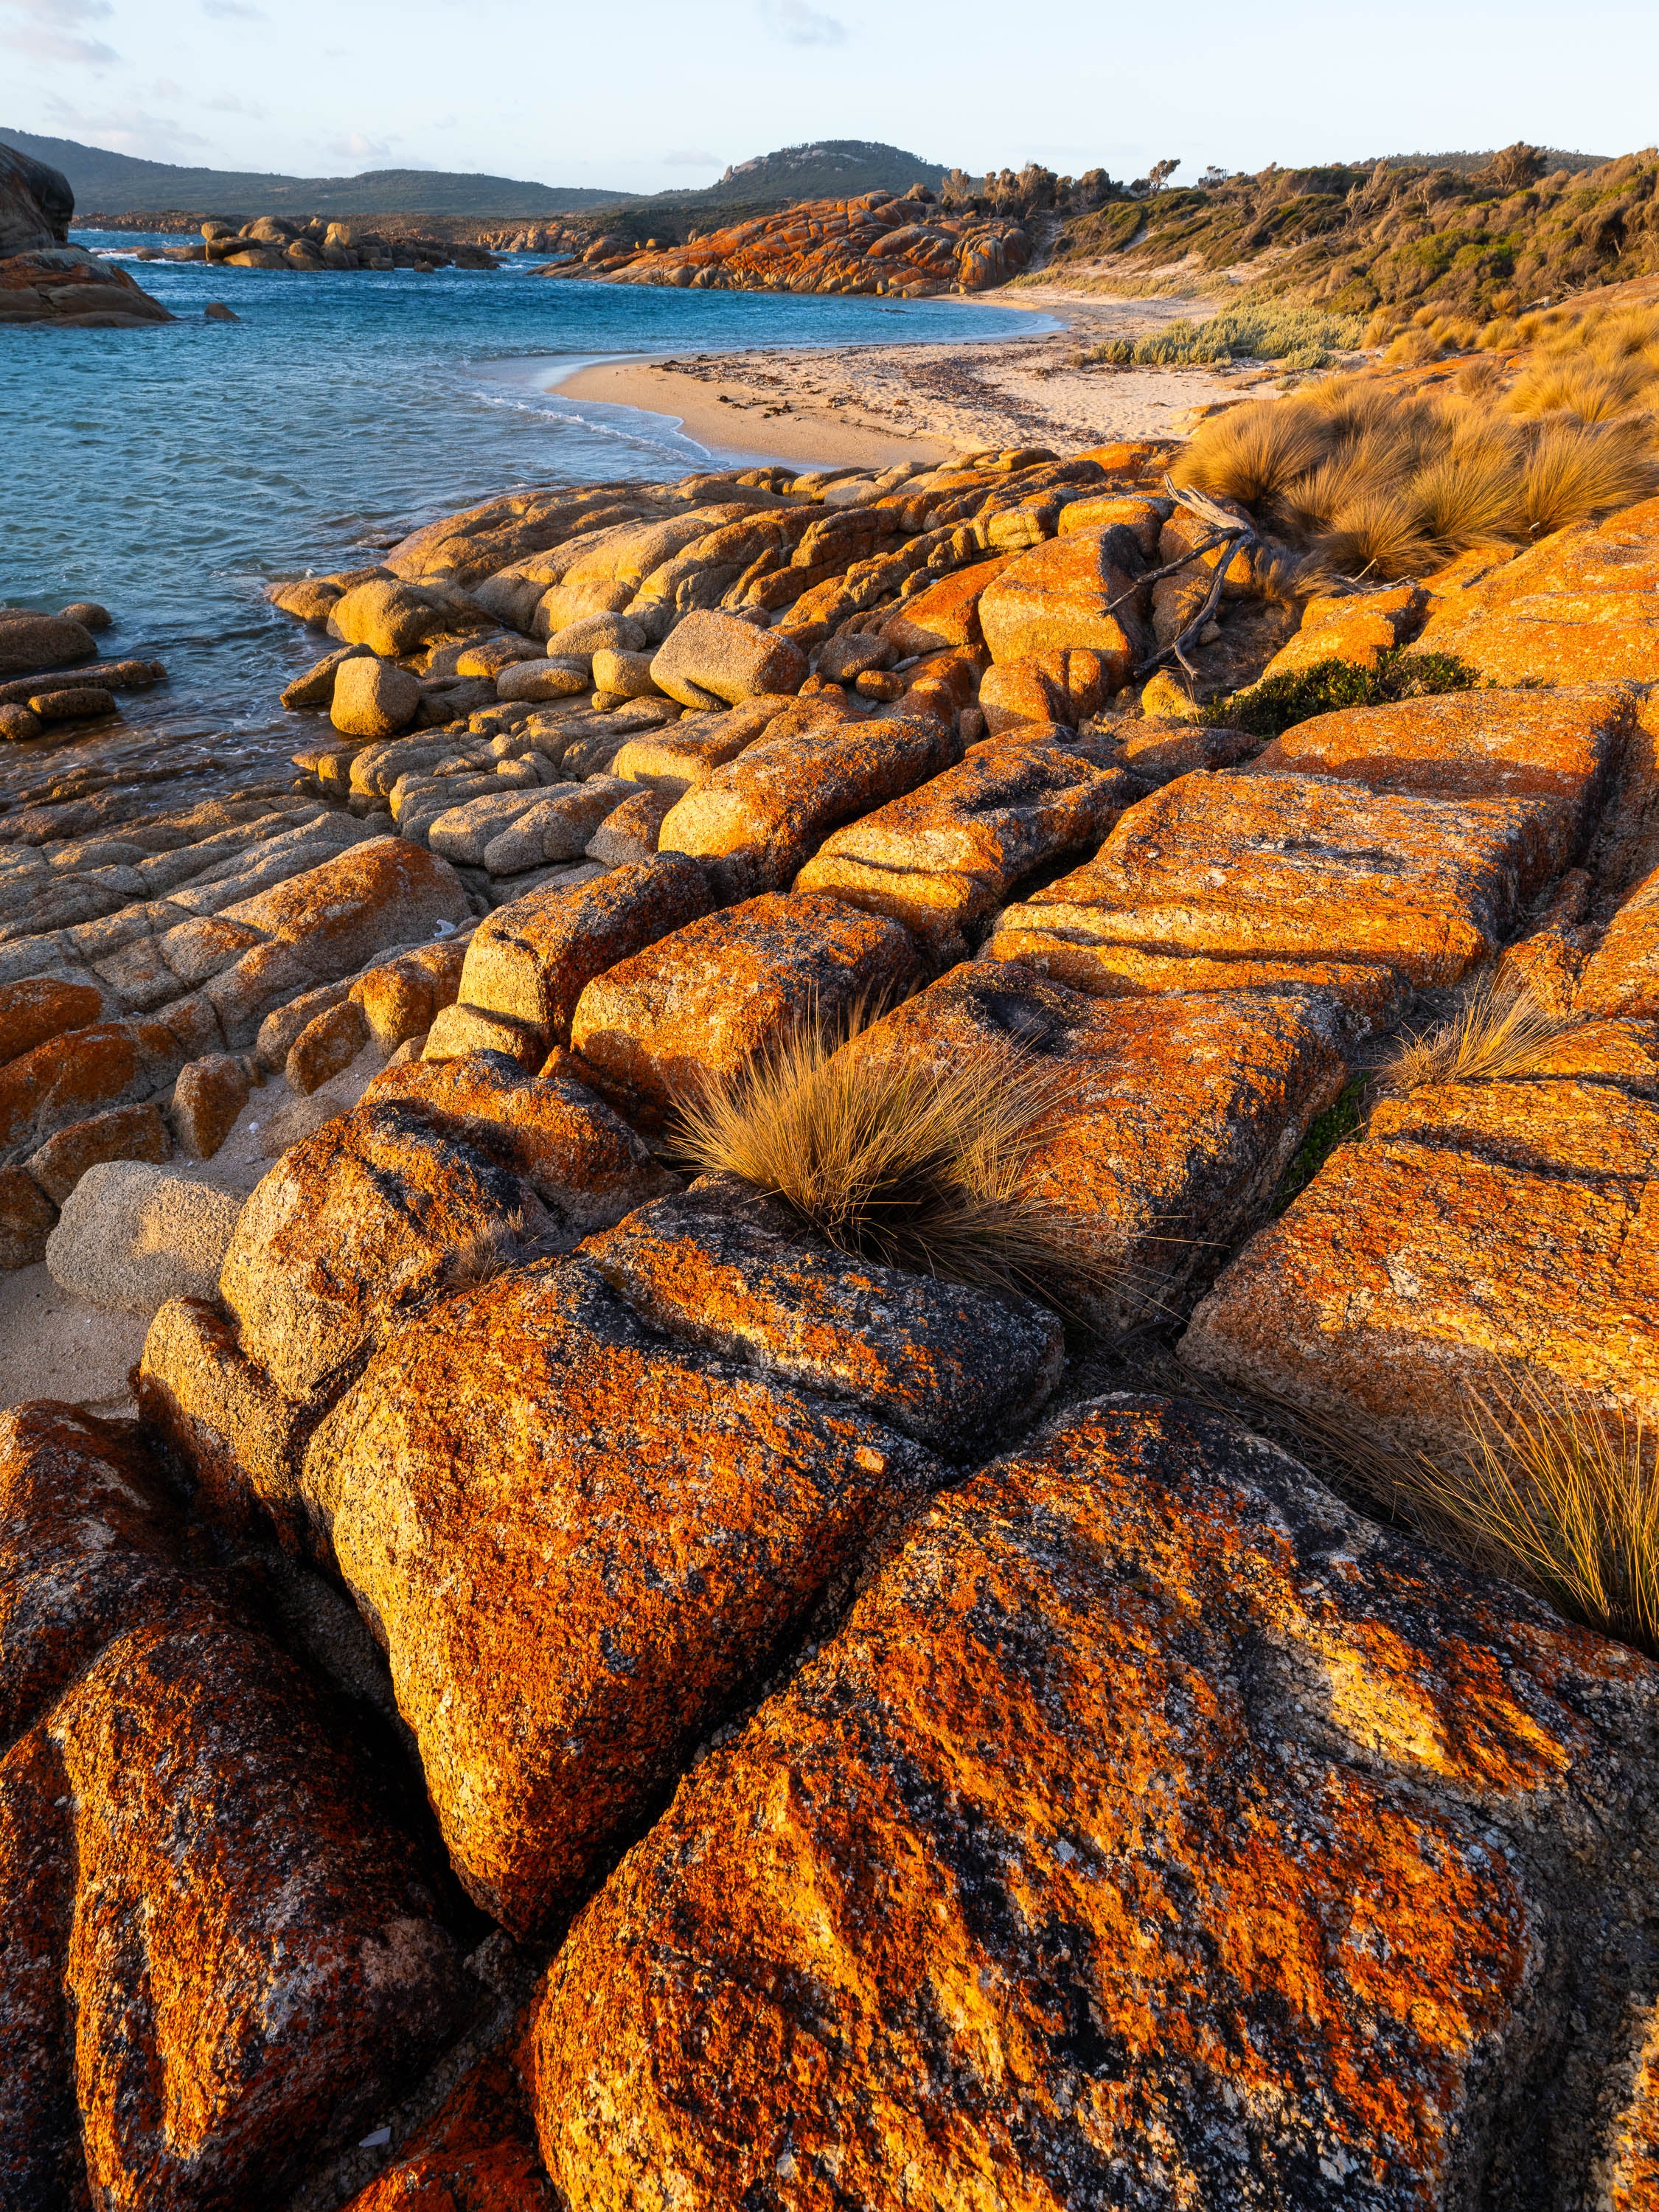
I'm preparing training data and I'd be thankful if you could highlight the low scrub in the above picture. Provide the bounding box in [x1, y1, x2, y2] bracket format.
[1133, 305, 1366, 369]
[1172, 375, 1659, 577]
[1206, 646, 1483, 737]
[670, 1008, 1111, 1312]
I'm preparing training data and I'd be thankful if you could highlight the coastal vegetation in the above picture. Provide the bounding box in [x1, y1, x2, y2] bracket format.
[1172, 375, 1659, 574]
[672, 1005, 1105, 1306]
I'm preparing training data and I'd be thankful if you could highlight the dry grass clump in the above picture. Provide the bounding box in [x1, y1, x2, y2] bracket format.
[1172, 374, 1659, 577]
[1374, 975, 1582, 1097]
[670, 1008, 1111, 1311]
[1399, 1380, 1659, 1658]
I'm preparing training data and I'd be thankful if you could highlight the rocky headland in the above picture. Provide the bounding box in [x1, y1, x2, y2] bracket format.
[0, 145, 170, 326]
[5, 270, 1659, 2212]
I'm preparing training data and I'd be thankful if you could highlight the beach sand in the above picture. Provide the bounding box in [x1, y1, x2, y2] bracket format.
[554, 287, 1259, 467]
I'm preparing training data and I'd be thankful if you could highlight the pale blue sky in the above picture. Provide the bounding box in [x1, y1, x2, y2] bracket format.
[3, 0, 1655, 195]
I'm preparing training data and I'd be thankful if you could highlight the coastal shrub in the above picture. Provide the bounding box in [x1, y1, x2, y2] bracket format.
[1130, 305, 1364, 368]
[1374, 975, 1583, 1098]
[1204, 646, 1482, 738]
[1402, 1379, 1659, 1659]
[669, 1008, 1110, 1312]
[1172, 378, 1659, 577]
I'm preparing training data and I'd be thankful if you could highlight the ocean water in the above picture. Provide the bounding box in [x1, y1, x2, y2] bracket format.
[2, 234, 1046, 787]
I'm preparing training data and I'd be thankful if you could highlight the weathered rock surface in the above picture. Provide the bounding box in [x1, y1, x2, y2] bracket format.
[218, 1098, 552, 1401]
[847, 961, 1346, 1327]
[569, 891, 922, 1123]
[660, 709, 959, 897]
[531, 1393, 1659, 2212]
[650, 609, 807, 709]
[796, 734, 1141, 955]
[977, 524, 1150, 672]
[302, 1258, 942, 1933]
[1181, 1069, 1659, 1453]
[585, 1175, 1062, 1455]
[985, 768, 1554, 1010]
[45, 1159, 242, 1314]
[0, 1404, 467, 2210]
[458, 856, 713, 1049]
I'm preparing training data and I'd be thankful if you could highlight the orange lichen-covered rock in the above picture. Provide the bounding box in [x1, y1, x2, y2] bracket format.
[137, 1295, 319, 1553]
[0, 1404, 467, 2211]
[0, 1161, 56, 1270]
[977, 525, 1150, 671]
[1180, 1090, 1659, 1451]
[362, 1048, 675, 1231]
[1251, 581, 1428, 680]
[301, 1258, 942, 1934]
[0, 1404, 181, 1739]
[978, 647, 1116, 733]
[1578, 859, 1659, 1017]
[879, 555, 1010, 656]
[1250, 687, 1626, 867]
[846, 962, 1346, 1327]
[795, 740, 1141, 956]
[0, 974, 103, 1068]
[570, 891, 922, 1124]
[24, 1098, 170, 1203]
[583, 1176, 1061, 1455]
[985, 771, 1553, 1002]
[49, 1600, 466, 2210]
[648, 608, 807, 709]
[0, 1015, 185, 1152]
[610, 695, 790, 796]
[1409, 498, 1659, 684]
[352, 938, 468, 1053]
[530, 1394, 1658, 2211]
[340, 2049, 553, 2212]
[219, 1099, 552, 1400]
[658, 709, 959, 898]
[458, 856, 712, 1048]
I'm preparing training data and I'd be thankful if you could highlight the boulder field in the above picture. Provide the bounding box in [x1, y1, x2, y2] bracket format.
[542, 182, 1032, 297]
[4, 434, 1659, 2208]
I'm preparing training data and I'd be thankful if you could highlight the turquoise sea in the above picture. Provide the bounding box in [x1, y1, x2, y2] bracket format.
[2, 234, 1046, 780]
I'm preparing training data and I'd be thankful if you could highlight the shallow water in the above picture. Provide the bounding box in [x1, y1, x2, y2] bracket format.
[2, 236, 1046, 792]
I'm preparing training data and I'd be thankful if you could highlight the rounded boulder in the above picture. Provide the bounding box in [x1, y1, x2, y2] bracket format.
[45, 1161, 243, 1315]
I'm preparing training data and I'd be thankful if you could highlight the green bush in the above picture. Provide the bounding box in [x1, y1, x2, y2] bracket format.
[1131, 305, 1366, 366]
[1205, 647, 1484, 738]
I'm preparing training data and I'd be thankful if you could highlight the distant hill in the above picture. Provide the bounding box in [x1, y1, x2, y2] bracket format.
[0, 128, 952, 228]
[0, 129, 631, 218]
[698, 140, 948, 204]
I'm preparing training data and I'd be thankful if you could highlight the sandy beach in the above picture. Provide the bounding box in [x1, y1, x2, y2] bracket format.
[554, 286, 1257, 466]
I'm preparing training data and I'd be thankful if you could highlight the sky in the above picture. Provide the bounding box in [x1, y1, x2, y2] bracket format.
[3, 0, 1656, 194]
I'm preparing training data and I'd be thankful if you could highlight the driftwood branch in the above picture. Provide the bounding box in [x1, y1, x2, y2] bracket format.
[1127, 476, 1259, 684]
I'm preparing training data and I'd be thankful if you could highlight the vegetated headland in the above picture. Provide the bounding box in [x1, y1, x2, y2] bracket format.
[7, 119, 1659, 2212]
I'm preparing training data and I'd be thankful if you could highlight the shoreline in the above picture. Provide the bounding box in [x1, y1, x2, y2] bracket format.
[542, 284, 1251, 467]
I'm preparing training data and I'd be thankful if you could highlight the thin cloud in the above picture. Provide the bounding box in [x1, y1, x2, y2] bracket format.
[203, 0, 269, 17]
[665, 149, 718, 168]
[206, 91, 269, 117]
[1, 0, 117, 64]
[762, 0, 847, 45]
[41, 97, 210, 158]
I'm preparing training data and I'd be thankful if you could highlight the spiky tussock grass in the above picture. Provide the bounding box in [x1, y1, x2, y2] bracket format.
[669, 1009, 1112, 1312]
[1374, 975, 1582, 1097]
[1400, 1379, 1659, 1658]
[1171, 375, 1659, 578]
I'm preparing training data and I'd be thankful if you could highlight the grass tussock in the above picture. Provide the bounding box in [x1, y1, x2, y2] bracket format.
[1172, 375, 1659, 577]
[1374, 974, 1585, 1096]
[1400, 1379, 1659, 1659]
[669, 1006, 1113, 1313]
